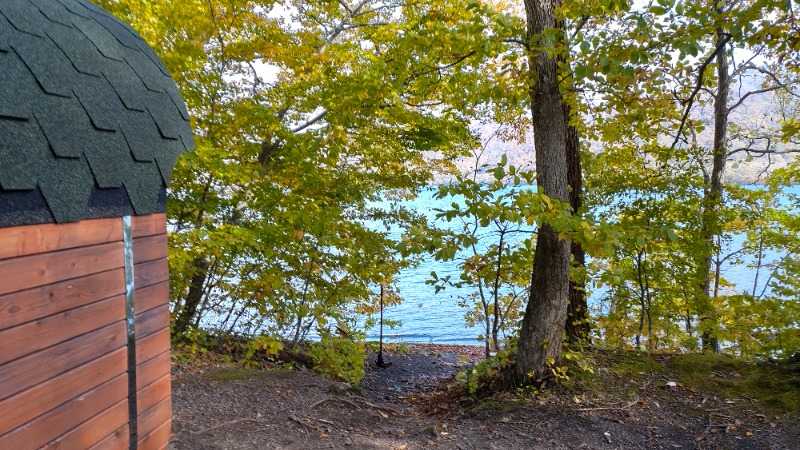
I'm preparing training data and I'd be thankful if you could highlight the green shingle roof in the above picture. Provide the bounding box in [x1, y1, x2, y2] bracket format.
[0, 0, 194, 227]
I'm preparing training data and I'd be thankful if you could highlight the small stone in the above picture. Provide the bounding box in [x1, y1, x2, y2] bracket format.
[423, 424, 441, 436]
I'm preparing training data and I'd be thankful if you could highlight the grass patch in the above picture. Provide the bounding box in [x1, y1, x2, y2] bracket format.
[203, 366, 265, 381]
[669, 353, 800, 419]
[467, 398, 523, 415]
[609, 352, 665, 376]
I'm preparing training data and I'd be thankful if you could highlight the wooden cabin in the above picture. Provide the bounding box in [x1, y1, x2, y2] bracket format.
[0, 1, 193, 448]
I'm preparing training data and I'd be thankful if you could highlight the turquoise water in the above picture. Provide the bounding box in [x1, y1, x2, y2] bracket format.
[363, 185, 799, 345]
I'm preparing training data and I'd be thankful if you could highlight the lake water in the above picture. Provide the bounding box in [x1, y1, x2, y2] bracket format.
[361, 185, 798, 345]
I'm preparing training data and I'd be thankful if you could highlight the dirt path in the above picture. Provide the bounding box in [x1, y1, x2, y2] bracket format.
[170, 347, 796, 449]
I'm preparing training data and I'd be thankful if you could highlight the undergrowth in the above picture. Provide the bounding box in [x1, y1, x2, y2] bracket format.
[454, 345, 800, 429]
[171, 328, 367, 385]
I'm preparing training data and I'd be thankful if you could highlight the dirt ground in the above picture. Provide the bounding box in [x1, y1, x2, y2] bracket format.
[170, 345, 798, 449]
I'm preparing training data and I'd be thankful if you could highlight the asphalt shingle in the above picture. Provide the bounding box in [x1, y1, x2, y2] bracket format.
[0, 117, 49, 190]
[147, 90, 184, 139]
[54, 0, 94, 19]
[37, 153, 95, 223]
[29, 0, 75, 27]
[0, 49, 38, 119]
[123, 161, 163, 215]
[103, 58, 148, 111]
[0, 12, 15, 51]
[12, 32, 76, 97]
[154, 139, 186, 185]
[71, 14, 124, 61]
[121, 109, 164, 162]
[90, 10, 144, 51]
[0, 0, 45, 38]
[125, 51, 169, 92]
[73, 73, 127, 131]
[48, 24, 105, 76]
[0, 0, 194, 225]
[35, 95, 98, 158]
[0, 189, 54, 228]
[83, 130, 132, 188]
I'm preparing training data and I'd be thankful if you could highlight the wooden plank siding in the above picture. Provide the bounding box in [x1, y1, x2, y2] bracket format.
[0, 268, 125, 331]
[0, 373, 129, 450]
[135, 257, 169, 289]
[137, 397, 172, 450]
[133, 233, 168, 264]
[0, 241, 124, 296]
[133, 214, 172, 449]
[133, 215, 172, 450]
[137, 351, 171, 391]
[135, 280, 169, 316]
[132, 214, 167, 239]
[0, 294, 126, 366]
[88, 424, 130, 450]
[138, 374, 171, 416]
[138, 419, 171, 450]
[0, 214, 172, 449]
[0, 217, 121, 261]
[42, 399, 129, 449]
[0, 348, 127, 434]
[136, 304, 170, 339]
[0, 320, 126, 402]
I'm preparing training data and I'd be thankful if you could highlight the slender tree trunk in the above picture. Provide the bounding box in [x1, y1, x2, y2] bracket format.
[173, 256, 210, 336]
[636, 250, 646, 349]
[516, 0, 572, 383]
[564, 102, 590, 343]
[699, 27, 729, 353]
[492, 234, 505, 352]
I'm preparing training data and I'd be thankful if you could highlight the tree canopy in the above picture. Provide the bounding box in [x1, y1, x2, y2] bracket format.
[94, 0, 800, 381]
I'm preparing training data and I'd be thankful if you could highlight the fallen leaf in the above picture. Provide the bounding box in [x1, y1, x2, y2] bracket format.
[379, 411, 389, 419]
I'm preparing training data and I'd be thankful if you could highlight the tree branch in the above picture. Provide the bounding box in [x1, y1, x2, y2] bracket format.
[291, 110, 328, 133]
[728, 86, 784, 113]
[503, 37, 530, 49]
[670, 33, 733, 149]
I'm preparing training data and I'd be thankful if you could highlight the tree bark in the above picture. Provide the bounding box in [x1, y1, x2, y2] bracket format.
[516, 0, 572, 383]
[173, 256, 210, 336]
[699, 27, 729, 353]
[564, 101, 590, 343]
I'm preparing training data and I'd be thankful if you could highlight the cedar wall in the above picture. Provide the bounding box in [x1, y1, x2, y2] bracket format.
[0, 214, 171, 450]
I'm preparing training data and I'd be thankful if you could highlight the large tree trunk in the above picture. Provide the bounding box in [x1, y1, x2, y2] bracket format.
[564, 101, 590, 343]
[516, 0, 572, 383]
[699, 27, 729, 353]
